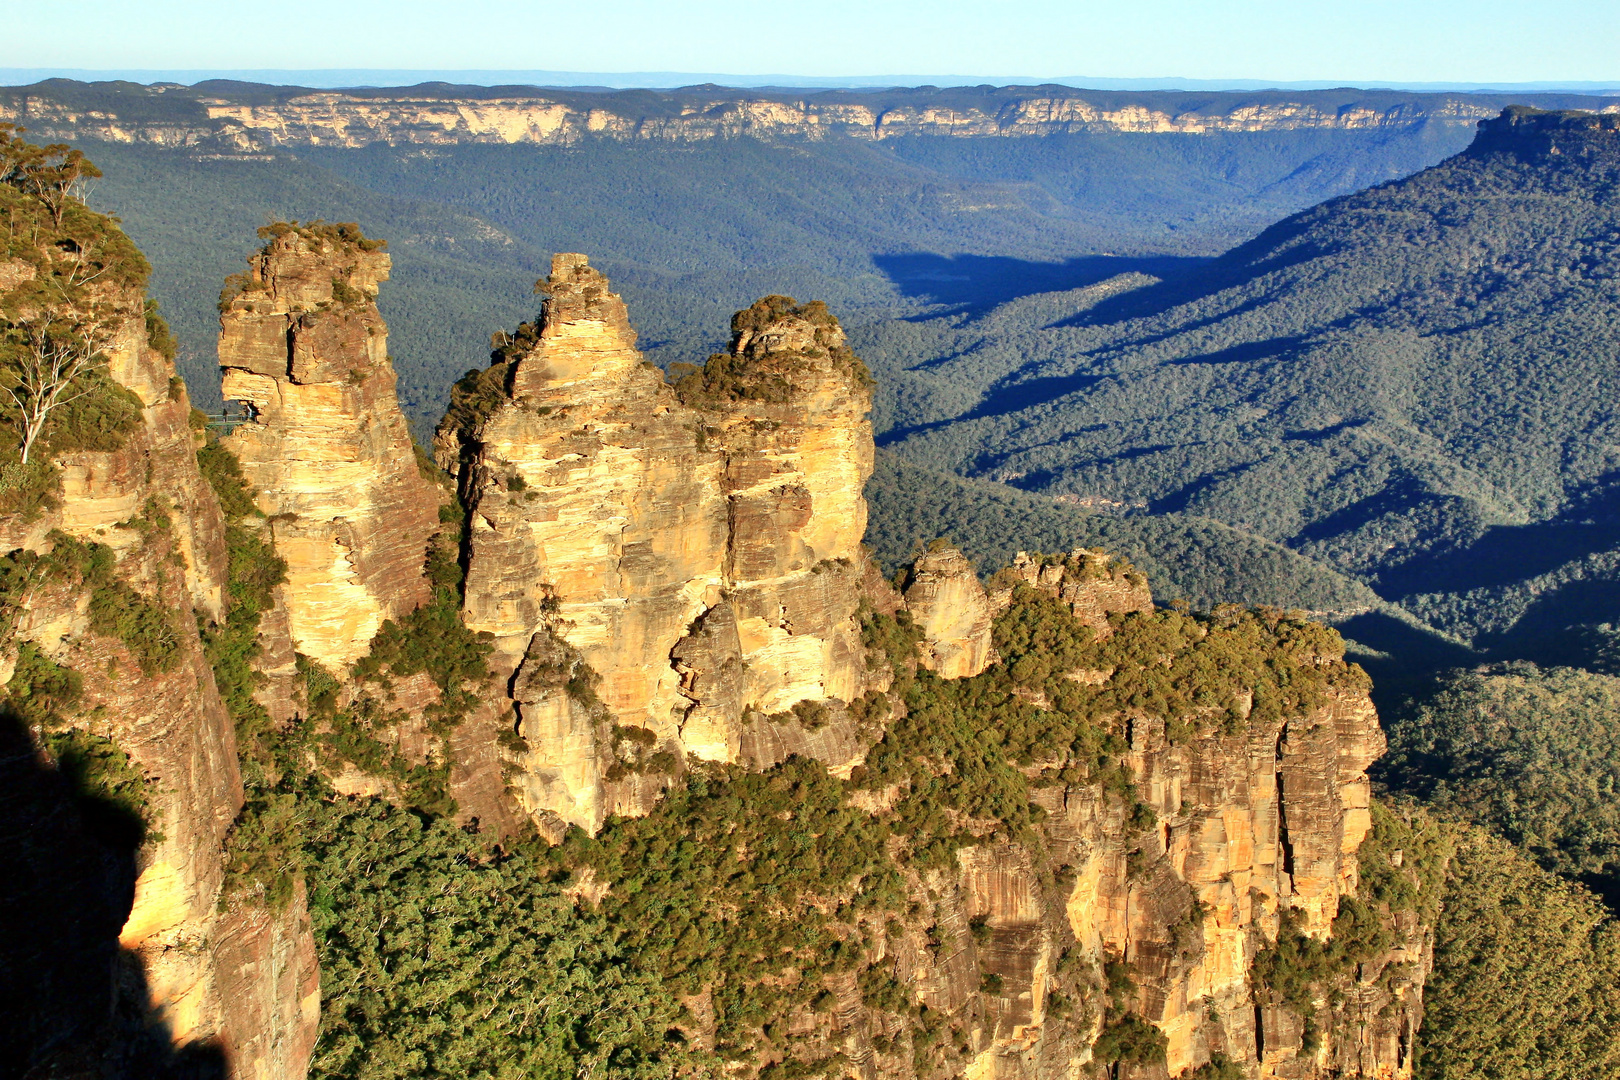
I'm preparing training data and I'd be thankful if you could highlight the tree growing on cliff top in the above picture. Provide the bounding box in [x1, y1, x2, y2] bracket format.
[1, 126, 146, 478]
[0, 124, 101, 228]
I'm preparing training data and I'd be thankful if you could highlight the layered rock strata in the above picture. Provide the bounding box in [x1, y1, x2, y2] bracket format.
[720, 555, 1413, 1080]
[219, 224, 440, 670]
[1, 276, 317, 1077]
[9, 84, 1617, 151]
[438, 256, 875, 829]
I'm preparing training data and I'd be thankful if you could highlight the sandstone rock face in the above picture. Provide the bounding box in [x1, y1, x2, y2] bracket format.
[219, 225, 439, 670]
[439, 257, 874, 829]
[764, 571, 1412, 1080]
[904, 545, 995, 678]
[1022, 682, 1393, 1078]
[1, 293, 316, 1078]
[2, 85, 1553, 152]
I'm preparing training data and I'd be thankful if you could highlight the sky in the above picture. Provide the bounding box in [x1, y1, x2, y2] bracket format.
[6, 0, 1618, 85]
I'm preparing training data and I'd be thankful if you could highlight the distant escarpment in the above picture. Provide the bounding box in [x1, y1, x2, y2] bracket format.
[3, 80, 1617, 151]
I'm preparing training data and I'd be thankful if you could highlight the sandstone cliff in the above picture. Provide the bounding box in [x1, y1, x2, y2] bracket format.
[903, 544, 996, 678]
[219, 222, 440, 671]
[640, 549, 1419, 1080]
[0, 191, 316, 1077]
[437, 257, 876, 830]
[6, 82, 1617, 152]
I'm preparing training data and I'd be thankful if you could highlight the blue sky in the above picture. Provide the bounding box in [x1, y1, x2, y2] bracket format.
[9, 0, 1618, 83]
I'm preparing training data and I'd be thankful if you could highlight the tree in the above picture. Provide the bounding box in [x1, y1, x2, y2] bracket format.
[2, 126, 137, 466]
[0, 124, 101, 228]
[4, 311, 116, 464]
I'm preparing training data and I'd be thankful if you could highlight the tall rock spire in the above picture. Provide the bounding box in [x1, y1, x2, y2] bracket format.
[438, 256, 877, 830]
[218, 222, 439, 669]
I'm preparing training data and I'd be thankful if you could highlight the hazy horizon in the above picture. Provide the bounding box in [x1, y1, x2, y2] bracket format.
[4, 68, 1620, 95]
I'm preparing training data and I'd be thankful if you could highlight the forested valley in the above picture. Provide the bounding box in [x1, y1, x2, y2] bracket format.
[4, 82, 1620, 1079]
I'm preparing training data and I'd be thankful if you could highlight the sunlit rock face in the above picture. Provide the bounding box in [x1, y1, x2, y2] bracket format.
[905, 544, 996, 679]
[438, 256, 875, 830]
[219, 225, 439, 671]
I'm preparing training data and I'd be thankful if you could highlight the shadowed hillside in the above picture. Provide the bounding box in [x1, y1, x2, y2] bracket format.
[879, 107, 1620, 650]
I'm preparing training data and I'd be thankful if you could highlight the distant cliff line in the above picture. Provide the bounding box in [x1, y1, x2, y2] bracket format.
[4, 79, 1619, 149]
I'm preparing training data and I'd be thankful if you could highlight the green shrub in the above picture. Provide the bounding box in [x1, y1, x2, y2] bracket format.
[1092, 1013, 1168, 1066]
[143, 298, 177, 361]
[671, 295, 873, 410]
[1249, 800, 1448, 1021]
[4, 640, 153, 844]
[37, 531, 180, 676]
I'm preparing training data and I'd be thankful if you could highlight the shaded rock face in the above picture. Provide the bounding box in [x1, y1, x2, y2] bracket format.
[1, 294, 316, 1078]
[438, 256, 874, 830]
[219, 226, 439, 670]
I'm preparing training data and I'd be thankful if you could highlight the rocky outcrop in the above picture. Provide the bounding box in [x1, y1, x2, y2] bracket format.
[219, 223, 439, 671]
[739, 558, 1410, 1080]
[904, 544, 995, 678]
[7, 82, 1618, 152]
[1, 258, 317, 1077]
[438, 256, 875, 829]
[996, 549, 1155, 632]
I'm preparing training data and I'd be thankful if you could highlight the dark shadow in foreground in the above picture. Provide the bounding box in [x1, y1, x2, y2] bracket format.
[0, 708, 227, 1080]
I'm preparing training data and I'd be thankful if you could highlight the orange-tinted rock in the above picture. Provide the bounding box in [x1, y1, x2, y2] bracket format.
[904, 545, 995, 678]
[2, 279, 316, 1078]
[218, 225, 438, 670]
[438, 257, 875, 830]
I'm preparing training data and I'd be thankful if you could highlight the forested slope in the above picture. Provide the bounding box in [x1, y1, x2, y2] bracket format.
[63, 98, 1475, 434]
[879, 108, 1620, 649]
[865, 451, 1379, 615]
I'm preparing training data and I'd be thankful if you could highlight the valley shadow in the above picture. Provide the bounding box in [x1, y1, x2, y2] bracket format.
[1291, 475, 1443, 549]
[0, 709, 227, 1080]
[1379, 476, 1620, 600]
[871, 252, 1208, 314]
[876, 371, 1106, 445]
[1166, 334, 1310, 366]
[1334, 609, 1478, 716]
[1577, 870, 1620, 917]
[1482, 578, 1620, 659]
[1054, 214, 1334, 329]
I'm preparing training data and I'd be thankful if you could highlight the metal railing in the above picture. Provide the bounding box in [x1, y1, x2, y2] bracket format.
[202, 402, 257, 434]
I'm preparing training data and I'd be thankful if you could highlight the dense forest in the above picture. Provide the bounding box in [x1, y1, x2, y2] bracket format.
[873, 108, 1620, 658]
[60, 106, 1474, 435]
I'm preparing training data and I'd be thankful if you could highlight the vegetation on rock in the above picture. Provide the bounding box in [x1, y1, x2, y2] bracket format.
[670, 295, 872, 409]
[3, 639, 153, 844]
[1, 127, 148, 509]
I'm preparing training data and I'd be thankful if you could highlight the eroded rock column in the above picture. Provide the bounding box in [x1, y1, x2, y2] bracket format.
[219, 224, 439, 670]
